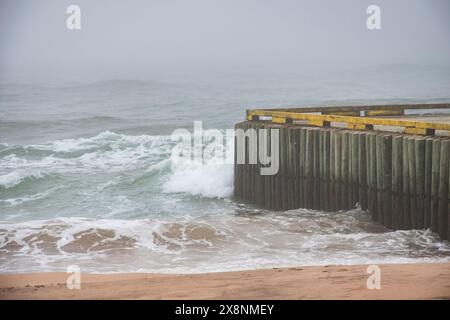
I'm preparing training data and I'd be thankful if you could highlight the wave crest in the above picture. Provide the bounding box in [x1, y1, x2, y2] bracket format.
[0, 130, 234, 198]
[0, 169, 46, 189]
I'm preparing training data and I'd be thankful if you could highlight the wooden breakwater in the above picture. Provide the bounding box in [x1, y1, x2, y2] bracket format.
[234, 104, 450, 241]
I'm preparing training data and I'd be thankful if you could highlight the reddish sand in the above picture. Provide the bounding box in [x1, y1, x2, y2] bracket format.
[1, 263, 449, 299]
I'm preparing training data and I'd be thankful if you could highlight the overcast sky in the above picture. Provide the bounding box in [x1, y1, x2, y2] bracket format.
[1, 0, 449, 82]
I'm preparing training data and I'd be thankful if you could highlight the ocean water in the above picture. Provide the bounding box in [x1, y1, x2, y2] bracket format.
[1, 67, 450, 273]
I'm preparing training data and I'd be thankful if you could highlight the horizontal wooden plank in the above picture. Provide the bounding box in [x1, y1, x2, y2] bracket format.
[366, 109, 404, 116]
[253, 103, 450, 114]
[246, 109, 450, 135]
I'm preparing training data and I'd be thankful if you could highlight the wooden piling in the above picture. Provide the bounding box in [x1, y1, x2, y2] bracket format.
[286, 126, 293, 209]
[323, 130, 331, 211]
[261, 123, 272, 209]
[299, 127, 306, 208]
[280, 127, 288, 210]
[241, 122, 248, 201]
[375, 134, 383, 223]
[291, 128, 300, 209]
[392, 135, 403, 230]
[430, 139, 441, 233]
[407, 137, 417, 229]
[358, 132, 368, 210]
[414, 138, 426, 229]
[313, 129, 321, 210]
[269, 124, 278, 210]
[424, 138, 433, 229]
[341, 132, 350, 209]
[252, 122, 259, 205]
[330, 131, 336, 211]
[402, 136, 411, 229]
[369, 133, 378, 221]
[365, 134, 371, 213]
[448, 160, 450, 240]
[257, 123, 266, 207]
[382, 135, 393, 228]
[334, 131, 342, 210]
[438, 140, 449, 239]
[318, 130, 325, 210]
[350, 132, 359, 208]
[234, 122, 243, 199]
[305, 128, 314, 209]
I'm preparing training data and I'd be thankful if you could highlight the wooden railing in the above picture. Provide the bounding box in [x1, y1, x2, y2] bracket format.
[246, 103, 450, 135]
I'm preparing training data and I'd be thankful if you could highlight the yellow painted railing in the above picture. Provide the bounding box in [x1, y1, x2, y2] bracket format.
[246, 103, 450, 136]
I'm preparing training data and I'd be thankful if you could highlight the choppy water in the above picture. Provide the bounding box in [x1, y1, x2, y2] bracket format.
[1, 67, 450, 273]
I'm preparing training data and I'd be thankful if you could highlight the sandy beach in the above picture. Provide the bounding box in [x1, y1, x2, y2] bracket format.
[1, 263, 449, 300]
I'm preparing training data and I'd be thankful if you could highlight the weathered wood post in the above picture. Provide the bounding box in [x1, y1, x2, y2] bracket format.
[414, 138, 426, 229]
[368, 133, 378, 221]
[319, 130, 325, 210]
[341, 132, 350, 209]
[424, 138, 433, 229]
[408, 137, 417, 228]
[430, 139, 441, 232]
[402, 136, 411, 229]
[392, 135, 403, 229]
[358, 132, 368, 210]
[313, 129, 321, 210]
[334, 131, 342, 210]
[330, 130, 336, 211]
[382, 135, 393, 228]
[323, 130, 331, 211]
[298, 128, 305, 208]
[305, 128, 314, 209]
[438, 140, 449, 239]
[375, 134, 383, 223]
[350, 132, 359, 208]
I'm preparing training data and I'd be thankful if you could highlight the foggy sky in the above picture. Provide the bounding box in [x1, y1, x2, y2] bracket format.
[1, 0, 449, 82]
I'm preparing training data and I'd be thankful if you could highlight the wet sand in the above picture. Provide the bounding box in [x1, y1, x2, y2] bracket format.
[0, 263, 449, 299]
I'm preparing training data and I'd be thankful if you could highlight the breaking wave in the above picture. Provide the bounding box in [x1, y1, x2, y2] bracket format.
[0, 130, 234, 199]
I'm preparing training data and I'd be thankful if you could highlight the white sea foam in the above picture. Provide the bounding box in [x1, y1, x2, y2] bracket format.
[163, 161, 233, 198]
[0, 132, 174, 189]
[0, 213, 449, 274]
[0, 188, 56, 207]
[29, 131, 171, 153]
[162, 128, 234, 198]
[1, 130, 235, 198]
[0, 169, 45, 188]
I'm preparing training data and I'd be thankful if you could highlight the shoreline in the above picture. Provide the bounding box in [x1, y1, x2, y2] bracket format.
[1, 262, 449, 299]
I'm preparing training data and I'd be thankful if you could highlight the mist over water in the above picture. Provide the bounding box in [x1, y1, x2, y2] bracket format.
[1, 67, 450, 273]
